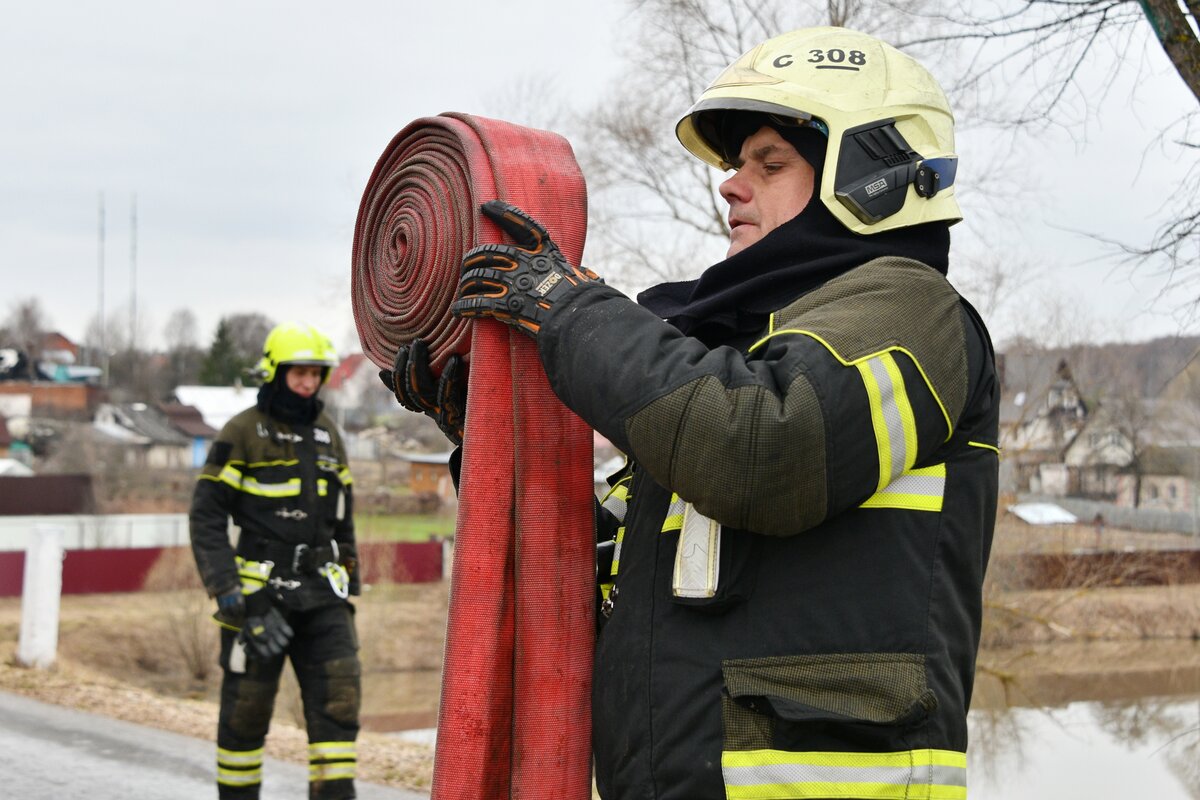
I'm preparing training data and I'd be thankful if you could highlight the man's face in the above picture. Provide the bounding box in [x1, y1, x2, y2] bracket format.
[285, 364, 324, 398]
[719, 125, 816, 258]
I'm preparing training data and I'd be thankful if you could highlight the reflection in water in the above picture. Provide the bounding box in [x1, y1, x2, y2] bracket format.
[970, 641, 1200, 799]
[969, 698, 1199, 799]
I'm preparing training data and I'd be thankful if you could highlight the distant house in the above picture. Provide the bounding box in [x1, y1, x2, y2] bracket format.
[404, 451, 456, 505]
[93, 402, 192, 469]
[997, 352, 1089, 493]
[158, 402, 219, 467]
[171, 384, 258, 430]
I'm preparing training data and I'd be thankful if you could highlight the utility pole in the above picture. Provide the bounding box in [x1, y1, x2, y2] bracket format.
[97, 191, 107, 382]
[130, 193, 137, 355]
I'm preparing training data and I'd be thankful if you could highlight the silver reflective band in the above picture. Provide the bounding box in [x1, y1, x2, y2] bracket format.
[723, 759, 967, 798]
[865, 354, 910, 485]
[672, 503, 721, 599]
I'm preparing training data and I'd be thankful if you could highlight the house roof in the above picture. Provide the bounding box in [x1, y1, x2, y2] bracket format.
[158, 402, 219, 439]
[0, 458, 33, 477]
[172, 385, 258, 430]
[95, 403, 190, 446]
[997, 350, 1083, 426]
[326, 353, 368, 390]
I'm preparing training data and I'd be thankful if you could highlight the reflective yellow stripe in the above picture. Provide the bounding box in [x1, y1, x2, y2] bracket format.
[860, 464, 946, 512]
[247, 459, 299, 468]
[318, 478, 328, 496]
[660, 494, 686, 533]
[238, 475, 301, 498]
[723, 748, 967, 800]
[748, 322, 953, 441]
[218, 464, 244, 489]
[309, 740, 357, 782]
[309, 763, 357, 781]
[309, 740, 356, 758]
[338, 465, 354, 485]
[218, 768, 263, 786]
[601, 481, 631, 523]
[856, 352, 917, 492]
[611, 525, 626, 577]
[217, 746, 263, 766]
[217, 746, 263, 787]
[235, 556, 272, 592]
[968, 440, 1000, 455]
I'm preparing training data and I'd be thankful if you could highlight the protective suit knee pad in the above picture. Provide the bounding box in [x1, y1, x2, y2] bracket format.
[228, 678, 278, 739]
[321, 656, 361, 726]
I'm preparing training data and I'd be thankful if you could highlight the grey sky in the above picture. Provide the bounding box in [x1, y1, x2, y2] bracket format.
[3, 2, 1196, 358]
[2, 1, 624, 355]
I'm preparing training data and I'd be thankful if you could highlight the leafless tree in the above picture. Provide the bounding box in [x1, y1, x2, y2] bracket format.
[899, 0, 1200, 308]
[3, 297, 50, 359]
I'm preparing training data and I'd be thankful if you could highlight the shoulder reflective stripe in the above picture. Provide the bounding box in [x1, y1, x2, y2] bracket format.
[246, 459, 299, 468]
[237, 475, 301, 498]
[338, 465, 354, 485]
[218, 464, 244, 489]
[722, 748, 967, 800]
[661, 493, 687, 533]
[860, 464, 946, 512]
[856, 352, 917, 492]
[747, 328, 953, 441]
[968, 440, 1001, 455]
[672, 503, 722, 599]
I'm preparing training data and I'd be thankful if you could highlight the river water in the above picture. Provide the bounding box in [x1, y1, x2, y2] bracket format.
[969, 640, 1200, 799]
[366, 640, 1200, 797]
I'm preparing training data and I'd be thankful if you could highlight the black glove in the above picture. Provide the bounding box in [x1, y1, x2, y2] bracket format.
[213, 587, 245, 628]
[379, 339, 467, 446]
[451, 200, 603, 337]
[239, 606, 294, 659]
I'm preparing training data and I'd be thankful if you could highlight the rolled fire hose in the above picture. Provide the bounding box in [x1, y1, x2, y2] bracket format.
[352, 112, 595, 799]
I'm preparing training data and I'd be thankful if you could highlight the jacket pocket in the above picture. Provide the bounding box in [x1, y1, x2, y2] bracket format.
[720, 653, 966, 800]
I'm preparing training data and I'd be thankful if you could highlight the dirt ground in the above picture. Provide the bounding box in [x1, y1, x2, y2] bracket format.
[2, 523, 1199, 792]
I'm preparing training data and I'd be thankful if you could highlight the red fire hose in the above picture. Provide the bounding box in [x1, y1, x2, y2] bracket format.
[352, 113, 595, 800]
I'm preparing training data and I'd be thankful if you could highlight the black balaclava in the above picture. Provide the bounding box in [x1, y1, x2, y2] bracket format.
[638, 112, 950, 348]
[257, 364, 324, 425]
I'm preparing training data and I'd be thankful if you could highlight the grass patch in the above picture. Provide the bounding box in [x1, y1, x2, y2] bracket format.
[357, 513, 456, 542]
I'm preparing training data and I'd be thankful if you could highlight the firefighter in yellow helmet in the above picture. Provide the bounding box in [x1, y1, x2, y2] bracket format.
[387, 26, 999, 800]
[190, 321, 362, 800]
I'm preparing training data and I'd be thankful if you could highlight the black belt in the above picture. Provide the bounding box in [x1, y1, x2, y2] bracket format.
[242, 539, 341, 575]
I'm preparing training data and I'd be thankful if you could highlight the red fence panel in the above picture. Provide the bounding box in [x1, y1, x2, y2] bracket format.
[0, 541, 444, 597]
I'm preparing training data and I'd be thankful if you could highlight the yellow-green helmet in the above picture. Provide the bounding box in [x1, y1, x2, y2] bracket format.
[676, 26, 961, 235]
[256, 322, 339, 384]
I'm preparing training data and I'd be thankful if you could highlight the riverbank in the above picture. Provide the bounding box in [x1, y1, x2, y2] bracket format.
[1, 577, 1198, 792]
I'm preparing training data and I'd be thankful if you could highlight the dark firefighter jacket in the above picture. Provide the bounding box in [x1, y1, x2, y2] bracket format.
[539, 256, 1000, 800]
[190, 406, 358, 611]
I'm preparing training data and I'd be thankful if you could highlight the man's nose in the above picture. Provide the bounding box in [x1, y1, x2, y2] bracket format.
[719, 170, 749, 204]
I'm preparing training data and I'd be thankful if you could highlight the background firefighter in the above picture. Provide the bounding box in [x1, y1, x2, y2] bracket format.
[386, 26, 1001, 800]
[190, 321, 362, 800]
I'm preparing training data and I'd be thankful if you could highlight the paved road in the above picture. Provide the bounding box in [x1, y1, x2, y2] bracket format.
[0, 691, 429, 799]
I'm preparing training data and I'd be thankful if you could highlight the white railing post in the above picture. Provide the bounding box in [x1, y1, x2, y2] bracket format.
[17, 523, 64, 669]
